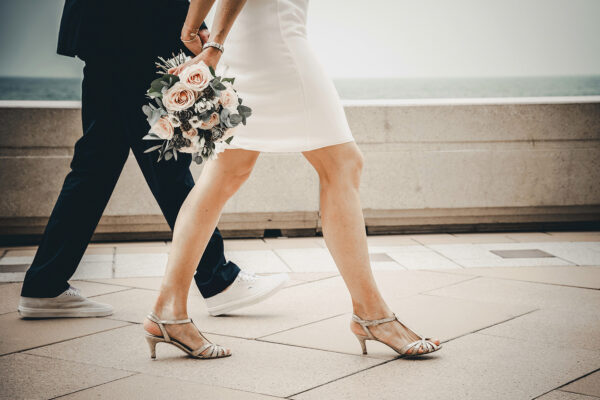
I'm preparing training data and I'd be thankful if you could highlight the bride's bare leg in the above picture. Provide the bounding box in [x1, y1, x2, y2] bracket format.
[303, 142, 439, 354]
[144, 148, 259, 349]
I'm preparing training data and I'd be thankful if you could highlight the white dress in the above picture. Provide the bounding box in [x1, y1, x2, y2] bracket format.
[219, 0, 355, 152]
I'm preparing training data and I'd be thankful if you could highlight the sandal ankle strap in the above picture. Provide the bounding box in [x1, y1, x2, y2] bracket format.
[146, 312, 193, 343]
[352, 313, 398, 339]
[147, 312, 192, 325]
[352, 313, 397, 327]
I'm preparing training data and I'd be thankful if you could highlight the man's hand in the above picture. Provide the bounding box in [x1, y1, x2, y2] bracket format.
[182, 28, 210, 55]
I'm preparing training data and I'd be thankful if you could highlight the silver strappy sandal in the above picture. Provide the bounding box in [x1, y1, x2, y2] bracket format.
[144, 312, 231, 360]
[352, 313, 441, 357]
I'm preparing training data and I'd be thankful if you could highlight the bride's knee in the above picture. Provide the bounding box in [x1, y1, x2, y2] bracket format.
[318, 148, 364, 189]
[220, 162, 254, 196]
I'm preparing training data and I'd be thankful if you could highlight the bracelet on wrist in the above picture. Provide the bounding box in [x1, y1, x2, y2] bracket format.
[202, 41, 224, 53]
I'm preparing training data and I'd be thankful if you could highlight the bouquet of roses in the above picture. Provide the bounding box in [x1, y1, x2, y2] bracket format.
[142, 52, 251, 164]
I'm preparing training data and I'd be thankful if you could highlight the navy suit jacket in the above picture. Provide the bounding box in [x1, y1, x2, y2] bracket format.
[57, 0, 207, 59]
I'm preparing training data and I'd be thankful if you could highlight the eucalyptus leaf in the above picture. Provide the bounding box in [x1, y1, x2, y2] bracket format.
[142, 105, 153, 117]
[144, 144, 162, 153]
[237, 105, 252, 116]
[209, 66, 216, 77]
[225, 136, 234, 144]
[164, 151, 173, 161]
[143, 134, 161, 140]
[211, 78, 226, 91]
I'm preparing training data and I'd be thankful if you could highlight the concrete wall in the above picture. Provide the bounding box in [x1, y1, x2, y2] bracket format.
[1, 97, 599, 242]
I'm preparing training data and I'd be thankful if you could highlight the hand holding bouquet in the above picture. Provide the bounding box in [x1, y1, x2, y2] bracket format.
[142, 52, 251, 164]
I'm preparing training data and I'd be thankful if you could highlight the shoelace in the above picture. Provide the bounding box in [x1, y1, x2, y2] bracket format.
[238, 271, 258, 282]
[64, 286, 81, 297]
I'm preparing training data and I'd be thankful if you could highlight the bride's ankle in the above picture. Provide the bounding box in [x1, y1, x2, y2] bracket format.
[352, 302, 393, 321]
[152, 297, 189, 320]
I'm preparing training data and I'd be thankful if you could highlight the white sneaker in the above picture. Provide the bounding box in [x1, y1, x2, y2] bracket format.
[206, 270, 289, 316]
[18, 286, 114, 318]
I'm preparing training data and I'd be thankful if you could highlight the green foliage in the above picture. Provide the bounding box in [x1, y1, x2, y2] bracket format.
[144, 144, 162, 153]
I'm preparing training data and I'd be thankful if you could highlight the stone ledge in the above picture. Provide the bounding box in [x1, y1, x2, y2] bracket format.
[1, 98, 598, 243]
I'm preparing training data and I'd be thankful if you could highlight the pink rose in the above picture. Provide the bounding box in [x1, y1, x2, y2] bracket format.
[149, 117, 174, 140]
[163, 82, 196, 112]
[179, 61, 212, 92]
[219, 82, 238, 111]
[182, 127, 198, 141]
[200, 112, 220, 129]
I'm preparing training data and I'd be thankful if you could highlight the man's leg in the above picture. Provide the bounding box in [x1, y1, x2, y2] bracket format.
[20, 61, 130, 299]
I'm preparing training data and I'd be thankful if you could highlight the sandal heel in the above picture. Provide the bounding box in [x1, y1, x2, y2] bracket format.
[145, 335, 162, 359]
[355, 334, 368, 354]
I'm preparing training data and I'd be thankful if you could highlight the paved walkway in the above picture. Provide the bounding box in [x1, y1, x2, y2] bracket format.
[1, 231, 599, 399]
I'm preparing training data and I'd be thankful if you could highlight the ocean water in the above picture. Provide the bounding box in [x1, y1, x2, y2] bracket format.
[1, 76, 600, 101]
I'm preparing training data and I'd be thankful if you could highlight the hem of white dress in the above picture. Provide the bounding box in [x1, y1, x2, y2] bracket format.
[228, 137, 356, 153]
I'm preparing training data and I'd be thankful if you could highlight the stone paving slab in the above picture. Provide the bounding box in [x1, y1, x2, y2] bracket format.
[27, 324, 382, 398]
[425, 277, 600, 312]
[426, 243, 576, 268]
[447, 266, 600, 289]
[293, 333, 600, 400]
[560, 370, 600, 398]
[0, 283, 22, 315]
[84, 277, 165, 292]
[71, 261, 114, 280]
[447, 232, 518, 243]
[114, 253, 168, 278]
[274, 248, 338, 272]
[0, 353, 133, 400]
[373, 270, 474, 304]
[59, 373, 277, 400]
[261, 294, 534, 359]
[475, 242, 600, 266]
[263, 237, 326, 249]
[480, 307, 600, 351]
[226, 250, 291, 273]
[386, 248, 463, 270]
[0, 312, 130, 355]
[536, 391, 599, 400]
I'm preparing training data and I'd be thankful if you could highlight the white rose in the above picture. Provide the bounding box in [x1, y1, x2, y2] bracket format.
[219, 82, 239, 111]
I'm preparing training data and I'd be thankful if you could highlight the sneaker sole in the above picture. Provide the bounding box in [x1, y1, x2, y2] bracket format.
[17, 306, 113, 319]
[207, 276, 289, 316]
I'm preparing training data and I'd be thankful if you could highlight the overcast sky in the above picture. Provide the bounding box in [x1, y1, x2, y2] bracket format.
[1, 0, 599, 79]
